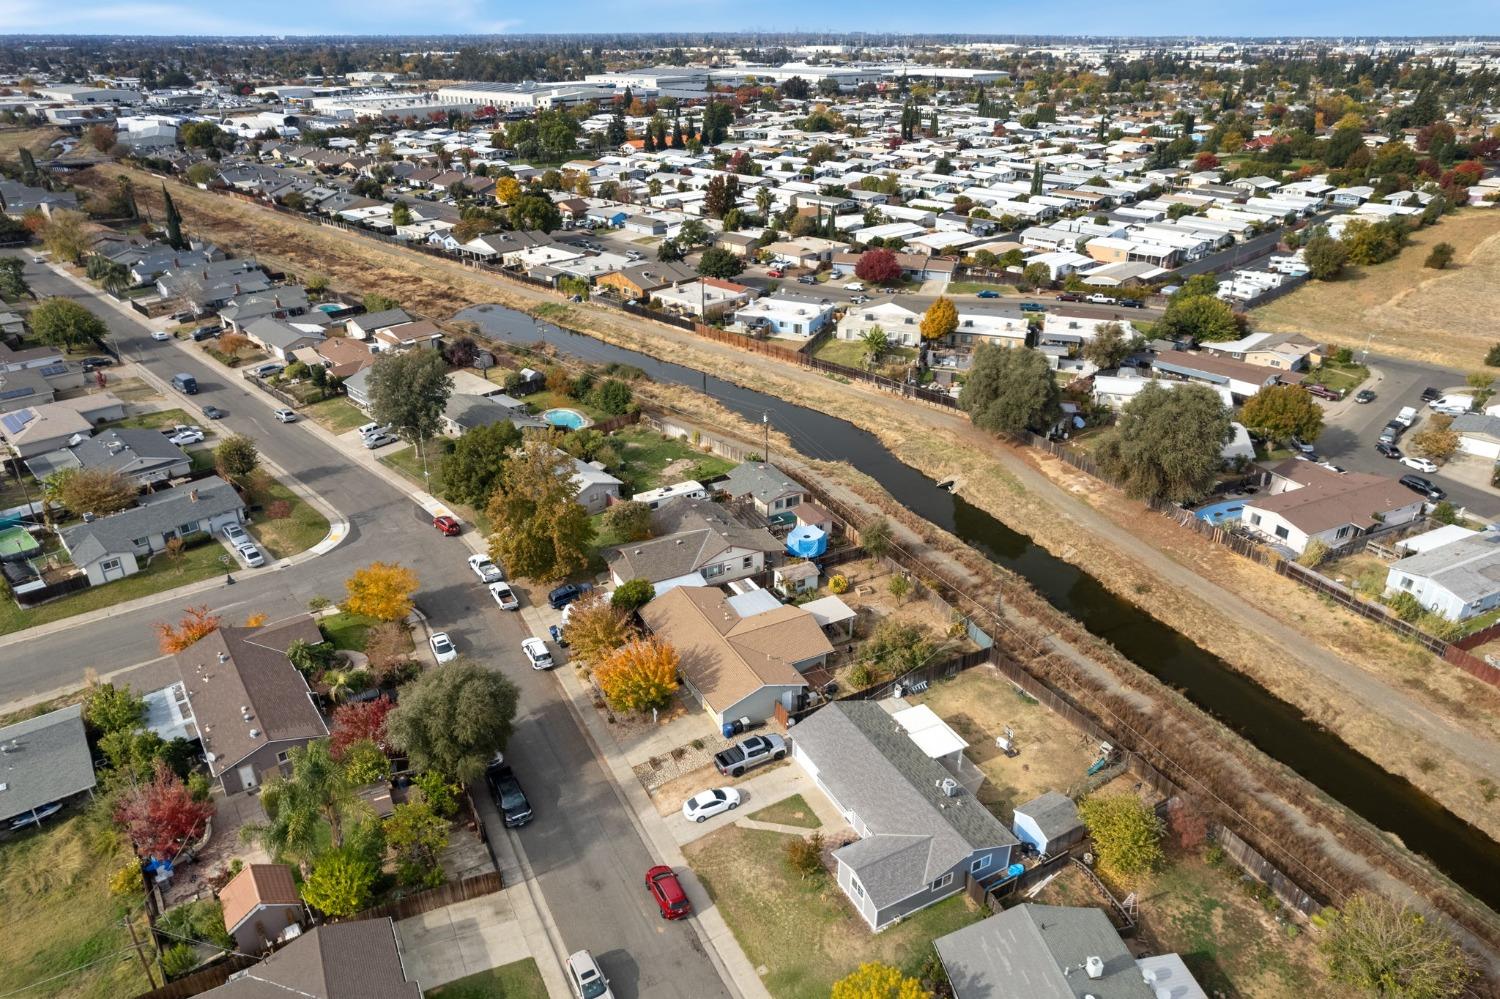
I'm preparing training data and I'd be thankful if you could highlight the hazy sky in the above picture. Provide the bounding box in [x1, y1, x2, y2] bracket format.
[1, 0, 1492, 38]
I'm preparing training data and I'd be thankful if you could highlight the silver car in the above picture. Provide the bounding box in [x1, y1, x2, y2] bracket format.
[565, 950, 613, 999]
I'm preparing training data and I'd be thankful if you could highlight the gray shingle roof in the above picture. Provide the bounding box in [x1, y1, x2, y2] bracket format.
[793, 701, 1016, 908]
[0, 704, 97, 823]
[1390, 533, 1500, 604]
[934, 904, 1154, 999]
[721, 461, 804, 505]
[69, 428, 189, 480]
[1013, 791, 1082, 841]
[197, 920, 420, 999]
[61, 477, 244, 566]
[608, 497, 779, 583]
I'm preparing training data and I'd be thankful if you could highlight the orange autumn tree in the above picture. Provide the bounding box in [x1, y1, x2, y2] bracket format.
[595, 637, 678, 714]
[344, 562, 418, 622]
[155, 605, 222, 653]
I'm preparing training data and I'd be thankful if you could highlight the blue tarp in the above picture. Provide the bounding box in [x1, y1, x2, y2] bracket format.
[786, 524, 828, 558]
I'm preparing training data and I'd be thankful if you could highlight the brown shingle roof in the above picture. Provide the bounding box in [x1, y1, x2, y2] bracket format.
[197, 920, 420, 999]
[1251, 461, 1421, 535]
[219, 863, 301, 933]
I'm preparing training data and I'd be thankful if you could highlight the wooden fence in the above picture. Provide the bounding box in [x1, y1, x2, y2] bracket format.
[128, 955, 257, 999]
[335, 870, 504, 923]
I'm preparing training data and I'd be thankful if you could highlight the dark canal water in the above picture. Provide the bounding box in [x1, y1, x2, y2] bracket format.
[458, 303, 1500, 910]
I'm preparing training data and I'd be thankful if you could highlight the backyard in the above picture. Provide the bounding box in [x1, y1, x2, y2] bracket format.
[609, 426, 736, 494]
[0, 808, 155, 999]
[425, 960, 547, 999]
[244, 470, 330, 558]
[683, 824, 980, 999]
[812, 337, 917, 371]
[104, 407, 215, 436]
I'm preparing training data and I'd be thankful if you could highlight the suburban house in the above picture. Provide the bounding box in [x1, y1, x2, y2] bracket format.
[719, 462, 807, 519]
[1449, 413, 1500, 461]
[1385, 532, 1500, 622]
[59, 478, 247, 586]
[1201, 330, 1322, 371]
[303, 337, 375, 380]
[934, 904, 1207, 999]
[732, 295, 835, 340]
[792, 700, 1019, 931]
[345, 308, 413, 341]
[1010, 791, 1085, 856]
[27, 428, 191, 490]
[219, 287, 312, 331]
[606, 497, 781, 588]
[372, 319, 443, 353]
[176, 616, 330, 795]
[568, 455, 623, 514]
[218, 863, 305, 954]
[244, 318, 327, 361]
[653, 278, 758, 319]
[343, 368, 374, 409]
[441, 394, 545, 437]
[0, 393, 127, 459]
[0, 704, 97, 829]
[639, 585, 832, 726]
[1148, 350, 1287, 402]
[595, 260, 698, 300]
[195, 919, 422, 999]
[1239, 460, 1425, 555]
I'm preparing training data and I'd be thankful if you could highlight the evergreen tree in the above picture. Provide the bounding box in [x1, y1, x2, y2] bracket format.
[18, 148, 37, 186]
[162, 185, 185, 250]
[1030, 163, 1044, 196]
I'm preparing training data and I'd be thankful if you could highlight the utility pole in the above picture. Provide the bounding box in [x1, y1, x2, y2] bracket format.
[763, 411, 770, 464]
[123, 909, 159, 990]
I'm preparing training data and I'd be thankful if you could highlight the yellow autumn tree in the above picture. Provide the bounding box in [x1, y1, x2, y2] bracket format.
[493, 176, 522, 205]
[595, 638, 678, 714]
[344, 562, 418, 622]
[919, 295, 958, 343]
[563, 595, 635, 664]
[831, 962, 930, 999]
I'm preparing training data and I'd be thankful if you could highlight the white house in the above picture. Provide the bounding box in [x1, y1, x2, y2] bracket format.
[1239, 461, 1424, 554]
[732, 295, 835, 340]
[1385, 533, 1500, 622]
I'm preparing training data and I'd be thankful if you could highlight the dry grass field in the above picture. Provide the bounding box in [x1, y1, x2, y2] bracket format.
[1255, 209, 1500, 369]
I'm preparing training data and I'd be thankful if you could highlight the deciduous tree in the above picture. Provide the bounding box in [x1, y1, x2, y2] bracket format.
[367, 349, 452, 446]
[1240, 384, 1324, 443]
[442, 421, 520, 507]
[1078, 792, 1164, 884]
[329, 697, 395, 760]
[485, 443, 595, 583]
[830, 962, 929, 999]
[154, 606, 222, 654]
[384, 800, 450, 889]
[564, 595, 635, 663]
[612, 578, 656, 612]
[343, 562, 418, 622]
[114, 760, 215, 859]
[0, 258, 30, 301]
[29, 296, 106, 350]
[919, 296, 958, 343]
[600, 500, 652, 544]
[387, 659, 519, 782]
[40, 209, 90, 263]
[1081, 321, 1134, 369]
[86, 682, 146, 734]
[1304, 230, 1349, 281]
[595, 637, 679, 714]
[1096, 382, 1230, 503]
[960, 343, 1060, 434]
[854, 248, 902, 285]
[1409, 416, 1458, 461]
[1155, 293, 1242, 343]
[299, 846, 377, 917]
[213, 433, 259, 481]
[696, 246, 744, 280]
[44, 466, 135, 519]
[1321, 893, 1475, 999]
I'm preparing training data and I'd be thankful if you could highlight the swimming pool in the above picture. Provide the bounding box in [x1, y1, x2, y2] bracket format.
[1195, 499, 1245, 526]
[314, 303, 343, 315]
[541, 408, 591, 430]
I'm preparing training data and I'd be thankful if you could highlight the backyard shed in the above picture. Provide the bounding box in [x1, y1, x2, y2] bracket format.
[1011, 790, 1085, 855]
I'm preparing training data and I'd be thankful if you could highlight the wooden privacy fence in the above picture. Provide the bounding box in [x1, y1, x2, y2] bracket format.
[129, 955, 257, 999]
[336, 870, 504, 924]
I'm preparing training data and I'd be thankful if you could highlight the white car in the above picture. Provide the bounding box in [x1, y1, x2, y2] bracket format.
[467, 553, 504, 583]
[429, 631, 458, 663]
[363, 432, 398, 450]
[234, 541, 265, 568]
[1401, 455, 1439, 474]
[565, 950, 613, 999]
[222, 523, 249, 546]
[489, 581, 519, 610]
[521, 636, 553, 670]
[167, 427, 205, 446]
[273, 408, 298, 423]
[843, 282, 865, 292]
[151, 330, 172, 341]
[682, 787, 741, 823]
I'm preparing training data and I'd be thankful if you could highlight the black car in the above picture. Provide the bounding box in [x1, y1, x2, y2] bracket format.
[1118, 298, 1145, 309]
[1421, 387, 1441, 403]
[1375, 441, 1402, 458]
[485, 759, 533, 827]
[1354, 389, 1376, 404]
[1399, 474, 1446, 501]
[547, 581, 592, 610]
[202, 404, 226, 420]
[191, 325, 222, 342]
[79, 356, 114, 371]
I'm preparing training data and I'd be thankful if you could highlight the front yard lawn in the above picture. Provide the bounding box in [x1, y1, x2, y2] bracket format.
[320, 610, 382, 651]
[747, 793, 822, 829]
[813, 337, 916, 371]
[684, 824, 982, 999]
[381, 442, 447, 497]
[244, 470, 329, 558]
[106, 407, 213, 435]
[425, 959, 548, 999]
[1305, 359, 1370, 395]
[302, 396, 369, 434]
[610, 426, 735, 494]
[0, 539, 227, 636]
[947, 281, 1020, 296]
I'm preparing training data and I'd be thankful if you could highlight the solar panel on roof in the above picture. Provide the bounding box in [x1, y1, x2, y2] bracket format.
[37, 364, 68, 377]
[0, 387, 34, 400]
[0, 411, 31, 433]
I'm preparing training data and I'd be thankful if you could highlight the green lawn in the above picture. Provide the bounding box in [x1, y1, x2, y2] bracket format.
[0, 809, 154, 999]
[187, 448, 217, 474]
[105, 407, 213, 435]
[425, 959, 548, 999]
[320, 610, 381, 651]
[381, 441, 447, 497]
[302, 397, 371, 434]
[0, 540, 228, 637]
[747, 793, 822, 829]
[1305, 360, 1370, 395]
[684, 825, 981, 999]
[813, 337, 917, 370]
[523, 388, 611, 423]
[948, 281, 1020, 296]
[244, 470, 330, 558]
[610, 426, 736, 494]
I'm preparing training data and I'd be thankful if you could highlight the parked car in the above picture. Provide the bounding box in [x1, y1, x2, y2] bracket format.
[249, 362, 284, 379]
[521, 636, 553, 670]
[1399, 474, 1446, 501]
[797, 275, 817, 285]
[1401, 455, 1439, 474]
[547, 581, 592, 610]
[766, 269, 784, 278]
[167, 427, 205, 446]
[1118, 298, 1146, 309]
[489, 581, 519, 610]
[1085, 293, 1118, 305]
[713, 733, 787, 777]
[849, 295, 869, 305]
[234, 541, 266, 569]
[1379, 421, 1404, 445]
[468, 553, 504, 583]
[363, 432, 398, 450]
[564, 950, 613, 999]
[429, 631, 457, 663]
[1018, 301, 1046, 312]
[1305, 384, 1342, 401]
[357, 421, 389, 439]
[151, 329, 172, 341]
[273, 408, 298, 423]
[485, 757, 533, 828]
[1375, 442, 1402, 459]
[843, 282, 865, 292]
[433, 515, 461, 536]
[1394, 406, 1418, 427]
[80, 356, 113, 371]
[645, 866, 692, 920]
[682, 787, 741, 823]
[1421, 387, 1442, 403]
[201, 404, 226, 420]
[222, 523, 249, 546]
[1055, 292, 1083, 302]
[975, 289, 1000, 298]
[191, 325, 222, 341]
[1354, 389, 1377, 404]
[1289, 436, 1317, 453]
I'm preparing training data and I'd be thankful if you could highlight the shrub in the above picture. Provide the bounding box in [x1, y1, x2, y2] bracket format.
[1424, 242, 1456, 269]
[1486, 343, 1500, 368]
[783, 831, 824, 879]
[828, 574, 849, 594]
[1297, 538, 1332, 568]
[847, 662, 874, 688]
[161, 944, 199, 979]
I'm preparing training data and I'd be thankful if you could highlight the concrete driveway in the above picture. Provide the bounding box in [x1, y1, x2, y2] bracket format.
[396, 891, 533, 990]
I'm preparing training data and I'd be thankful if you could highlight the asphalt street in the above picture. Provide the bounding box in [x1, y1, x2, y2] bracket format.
[0, 252, 732, 999]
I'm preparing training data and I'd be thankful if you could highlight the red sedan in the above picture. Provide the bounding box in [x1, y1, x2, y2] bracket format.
[645, 865, 691, 920]
[433, 515, 462, 536]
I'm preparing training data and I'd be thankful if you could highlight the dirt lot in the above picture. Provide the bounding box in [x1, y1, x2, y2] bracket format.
[0, 125, 62, 160]
[1255, 209, 1500, 369]
[910, 667, 1101, 820]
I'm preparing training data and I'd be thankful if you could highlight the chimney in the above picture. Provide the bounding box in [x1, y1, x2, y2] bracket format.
[188, 488, 199, 502]
[273, 295, 282, 308]
[1085, 956, 1104, 980]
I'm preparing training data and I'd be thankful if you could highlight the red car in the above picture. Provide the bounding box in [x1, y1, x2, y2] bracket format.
[645, 865, 691, 920]
[767, 269, 784, 278]
[433, 515, 462, 536]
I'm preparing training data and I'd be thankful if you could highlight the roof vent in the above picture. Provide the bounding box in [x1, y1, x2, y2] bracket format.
[1085, 956, 1104, 980]
[218, 652, 228, 663]
[248, 728, 260, 739]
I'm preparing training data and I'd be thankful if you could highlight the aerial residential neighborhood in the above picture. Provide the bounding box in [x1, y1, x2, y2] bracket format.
[0, 18, 1498, 999]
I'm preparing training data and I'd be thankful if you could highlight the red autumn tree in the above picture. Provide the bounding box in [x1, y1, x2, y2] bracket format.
[855, 248, 902, 285]
[154, 605, 222, 654]
[1192, 152, 1220, 172]
[114, 760, 214, 860]
[329, 697, 395, 760]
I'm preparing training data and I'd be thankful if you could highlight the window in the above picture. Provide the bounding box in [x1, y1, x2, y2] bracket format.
[703, 563, 725, 578]
[742, 555, 755, 569]
[276, 751, 291, 765]
[1402, 577, 1413, 590]
[1335, 526, 1352, 539]
[100, 558, 121, 572]
[130, 537, 148, 548]
[1274, 525, 1289, 540]
[970, 854, 993, 875]
[931, 872, 954, 891]
[1249, 513, 1261, 526]
[850, 876, 865, 899]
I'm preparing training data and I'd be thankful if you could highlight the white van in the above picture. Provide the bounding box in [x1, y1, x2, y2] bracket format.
[1431, 395, 1474, 416]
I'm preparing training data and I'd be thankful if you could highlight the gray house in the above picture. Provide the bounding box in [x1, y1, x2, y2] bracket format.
[0, 704, 97, 828]
[243, 318, 326, 361]
[606, 497, 781, 587]
[792, 700, 1018, 931]
[60, 478, 246, 585]
[720, 462, 807, 519]
[27, 428, 191, 489]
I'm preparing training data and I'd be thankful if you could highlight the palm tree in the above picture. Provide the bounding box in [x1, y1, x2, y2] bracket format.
[324, 668, 370, 703]
[861, 325, 890, 367]
[240, 742, 357, 869]
[99, 261, 130, 297]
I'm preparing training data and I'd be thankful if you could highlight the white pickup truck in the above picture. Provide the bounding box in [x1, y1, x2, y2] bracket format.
[713, 734, 787, 777]
[1394, 406, 1418, 428]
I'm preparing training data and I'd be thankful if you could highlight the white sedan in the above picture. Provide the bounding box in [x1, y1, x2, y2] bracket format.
[682, 787, 742, 824]
[429, 631, 458, 663]
[489, 581, 519, 610]
[151, 329, 172, 342]
[168, 428, 206, 446]
[1400, 455, 1439, 474]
